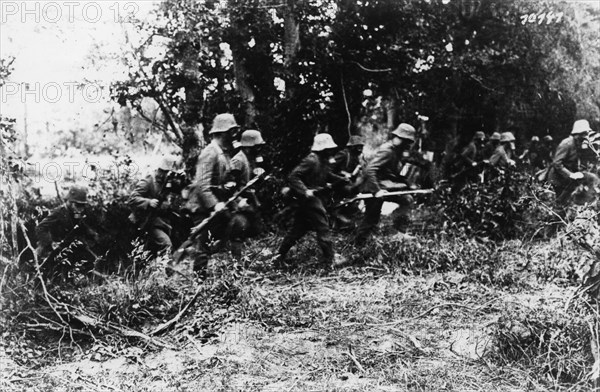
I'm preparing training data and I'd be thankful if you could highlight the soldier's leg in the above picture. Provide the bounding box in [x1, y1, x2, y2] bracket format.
[149, 227, 172, 253]
[278, 209, 309, 259]
[308, 202, 334, 262]
[355, 198, 384, 243]
[229, 212, 250, 260]
[391, 195, 414, 232]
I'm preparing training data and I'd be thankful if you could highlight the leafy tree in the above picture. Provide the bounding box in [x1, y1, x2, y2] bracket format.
[111, 0, 597, 172]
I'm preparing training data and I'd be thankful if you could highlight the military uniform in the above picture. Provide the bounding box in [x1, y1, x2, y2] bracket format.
[36, 185, 96, 280]
[277, 152, 338, 262]
[37, 205, 87, 258]
[128, 173, 173, 252]
[186, 139, 234, 271]
[489, 145, 512, 169]
[548, 136, 583, 204]
[355, 140, 413, 243]
[228, 148, 264, 259]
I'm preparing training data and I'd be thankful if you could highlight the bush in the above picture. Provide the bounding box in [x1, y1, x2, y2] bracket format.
[490, 299, 596, 388]
[433, 168, 556, 240]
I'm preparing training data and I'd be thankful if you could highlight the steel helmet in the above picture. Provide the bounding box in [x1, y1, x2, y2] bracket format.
[158, 154, 179, 171]
[390, 123, 416, 142]
[311, 133, 338, 152]
[531, 136, 540, 142]
[347, 135, 365, 147]
[500, 132, 516, 143]
[474, 131, 485, 140]
[209, 113, 239, 134]
[571, 119, 592, 135]
[66, 185, 88, 204]
[240, 130, 265, 147]
[543, 135, 553, 142]
[490, 132, 501, 141]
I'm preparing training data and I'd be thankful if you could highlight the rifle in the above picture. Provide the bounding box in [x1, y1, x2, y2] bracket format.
[334, 189, 434, 208]
[172, 171, 269, 263]
[138, 171, 186, 234]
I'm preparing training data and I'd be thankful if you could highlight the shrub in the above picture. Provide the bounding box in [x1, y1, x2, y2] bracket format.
[433, 168, 556, 240]
[489, 299, 596, 388]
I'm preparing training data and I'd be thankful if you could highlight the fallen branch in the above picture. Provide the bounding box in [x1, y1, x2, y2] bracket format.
[151, 283, 205, 336]
[345, 345, 365, 373]
[69, 311, 176, 349]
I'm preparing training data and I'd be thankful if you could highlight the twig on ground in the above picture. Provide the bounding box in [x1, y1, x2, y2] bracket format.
[345, 345, 365, 373]
[151, 283, 204, 336]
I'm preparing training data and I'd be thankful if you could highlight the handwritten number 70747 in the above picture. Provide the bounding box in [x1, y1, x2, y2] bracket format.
[520, 11, 564, 25]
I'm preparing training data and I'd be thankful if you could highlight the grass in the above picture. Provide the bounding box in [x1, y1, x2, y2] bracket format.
[1, 215, 598, 391]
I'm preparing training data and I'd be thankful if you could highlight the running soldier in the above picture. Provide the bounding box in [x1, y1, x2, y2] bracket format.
[185, 113, 239, 274]
[273, 133, 347, 267]
[229, 129, 267, 260]
[355, 123, 416, 244]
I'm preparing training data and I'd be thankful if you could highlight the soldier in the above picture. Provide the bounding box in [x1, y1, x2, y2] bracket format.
[273, 133, 347, 267]
[452, 131, 486, 186]
[36, 184, 98, 279]
[483, 132, 501, 159]
[489, 132, 516, 169]
[331, 135, 366, 229]
[128, 155, 180, 254]
[229, 129, 266, 260]
[540, 135, 555, 167]
[519, 136, 543, 170]
[185, 113, 239, 273]
[332, 135, 365, 184]
[355, 123, 416, 244]
[548, 119, 592, 204]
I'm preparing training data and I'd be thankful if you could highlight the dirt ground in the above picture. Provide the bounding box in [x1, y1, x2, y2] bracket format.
[0, 255, 582, 392]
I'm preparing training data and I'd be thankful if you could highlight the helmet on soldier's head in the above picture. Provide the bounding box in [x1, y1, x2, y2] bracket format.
[543, 135, 553, 142]
[531, 136, 540, 142]
[311, 133, 338, 151]
[240, 130, 265, 147]
[347, 135, 365, 147]
[500, 132, 516, 143]
[66, 185, 88, 205]
[209, 113, 239, 134]
[474, 131, 485, 140]
[158, 155, 179, 171]
[571, 119, 592, 135]
[490, 132, 501, 141]
[390, 123, 416, 142]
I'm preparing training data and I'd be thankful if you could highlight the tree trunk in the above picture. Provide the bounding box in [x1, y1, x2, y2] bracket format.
[283, 0, 300, 99]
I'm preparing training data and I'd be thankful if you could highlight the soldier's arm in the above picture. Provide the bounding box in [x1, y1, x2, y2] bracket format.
[552, 142, 575, 179]
[195, 149, 219, 210]
[36, 213, 56, 251]
[366, 147, 394, 193]
[460, 144, 475, 165]
[229, 155, 245, 186]
[289, 155, 314, 196]
[128, 178, 154, 210]
[489, 149, 502, 166]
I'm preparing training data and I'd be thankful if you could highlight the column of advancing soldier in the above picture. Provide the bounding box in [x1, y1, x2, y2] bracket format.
[35, 115, 597, 279]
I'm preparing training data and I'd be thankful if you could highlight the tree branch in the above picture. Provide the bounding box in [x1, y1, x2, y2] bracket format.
[351, 61, 392, 73]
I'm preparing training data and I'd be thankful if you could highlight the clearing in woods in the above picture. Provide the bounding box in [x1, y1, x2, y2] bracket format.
[0, 231, 585, 392]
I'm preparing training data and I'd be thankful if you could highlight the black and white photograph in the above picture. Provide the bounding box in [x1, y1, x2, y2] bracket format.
[1, 0, 600, 390]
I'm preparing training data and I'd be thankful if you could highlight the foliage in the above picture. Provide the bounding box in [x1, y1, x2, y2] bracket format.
[434, 168, 555, 240]
[111, 0, 596, 175]
[490, 299, 596, 387]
